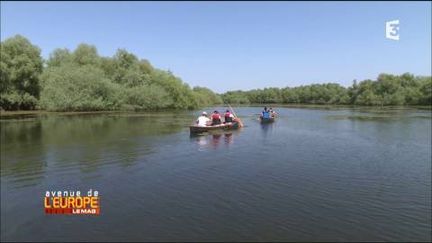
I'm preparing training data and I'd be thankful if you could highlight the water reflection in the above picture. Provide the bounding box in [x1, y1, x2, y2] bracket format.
[191, 131, 236, 150]
[260, 122, 274, 138]
[211, 134, 223, 148]
[1, 113, 191, 188]
[0, 120, 45, 187]
[224, 133, 233, 145]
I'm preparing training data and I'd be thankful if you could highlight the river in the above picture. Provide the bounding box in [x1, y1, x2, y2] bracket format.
[1, 106, 431, 241]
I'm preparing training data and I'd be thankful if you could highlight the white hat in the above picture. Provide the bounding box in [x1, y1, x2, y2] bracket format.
[202, 111, 208, 115]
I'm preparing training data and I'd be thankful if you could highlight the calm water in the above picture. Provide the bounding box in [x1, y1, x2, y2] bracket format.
[1, 107, 431, 242]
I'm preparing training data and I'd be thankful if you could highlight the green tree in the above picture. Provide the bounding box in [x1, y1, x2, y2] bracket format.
[72, 44, 99, 66]
[40, 43, 205, 111]
[46, 48, 72, 67]
[193, 86, 223, 107]
[4, 35, 431, 111]
[150, 69, 198, 109]
[221, 90, 250, 104]
[123, 84, 173, 110]
[419, 77, 432, 105]
[221, 74, 431, 106]
[0, 35, 43, 110]
[40, 64, 121, 111]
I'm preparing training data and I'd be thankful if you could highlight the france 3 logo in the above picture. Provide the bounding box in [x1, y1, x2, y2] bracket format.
[386, 19, 400, 41]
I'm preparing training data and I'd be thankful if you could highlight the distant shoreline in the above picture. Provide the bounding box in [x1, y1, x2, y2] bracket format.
[234, 103, 432, 109]
[1, 105, 430, 117]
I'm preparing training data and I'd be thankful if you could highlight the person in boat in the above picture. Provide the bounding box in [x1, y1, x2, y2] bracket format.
[224, 109, 234, 123]
[269, 107, 277, 117]
[211, 110, 222, 126]
[196, 111, 211, 127]
[261, 107, 271, 119]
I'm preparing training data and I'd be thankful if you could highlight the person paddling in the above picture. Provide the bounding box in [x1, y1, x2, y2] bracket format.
[211, 110, 222, 125]
[224, 109, 234, 123]
[261, 107, 271, 119]
[269, 107, 277, 117]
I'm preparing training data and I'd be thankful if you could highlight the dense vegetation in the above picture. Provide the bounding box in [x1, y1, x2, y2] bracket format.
[0, 35, 43, 110]
[0, 35, 431, 111]
[222, 75, 431, 106]
[1, 35, 218, 111]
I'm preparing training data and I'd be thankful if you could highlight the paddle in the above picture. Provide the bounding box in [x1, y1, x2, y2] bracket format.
[228, 104, 238, 118]
[228, 104, 243, 127]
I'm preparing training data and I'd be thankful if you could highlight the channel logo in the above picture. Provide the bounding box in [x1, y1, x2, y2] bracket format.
[385, 19, 400, 40]
[44, 189, 100, 215]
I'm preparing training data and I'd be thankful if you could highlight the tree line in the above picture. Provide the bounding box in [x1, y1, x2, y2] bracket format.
[1, 35, 430, 111]
[222, 74, 431, 106]
[1, 35, 222, 111]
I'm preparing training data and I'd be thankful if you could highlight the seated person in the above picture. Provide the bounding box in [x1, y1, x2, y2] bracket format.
[211, 110, 222, 125]
[196, 111, 210, 126]
[224, 109, 234, 123]
[269, 107, 277, 117]
[262, 107, 270, 119]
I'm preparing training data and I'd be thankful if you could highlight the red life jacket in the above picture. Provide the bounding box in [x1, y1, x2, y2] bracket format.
[212, 113, 221, 120]
[224, 112, 231, 118]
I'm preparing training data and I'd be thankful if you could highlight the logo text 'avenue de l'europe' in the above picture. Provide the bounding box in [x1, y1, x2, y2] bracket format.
[44, 189, 100, 215]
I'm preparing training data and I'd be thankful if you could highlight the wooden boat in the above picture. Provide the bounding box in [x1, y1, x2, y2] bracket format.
[190, 120, 241, 134]
[260, 116, 275, 123]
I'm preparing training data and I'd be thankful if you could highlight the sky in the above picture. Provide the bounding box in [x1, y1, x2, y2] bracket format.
[1, 1, 431, 93]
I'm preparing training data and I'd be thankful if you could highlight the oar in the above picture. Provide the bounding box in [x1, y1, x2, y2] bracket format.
[228, 104, 238, 118]
[228, 104, 244, 127]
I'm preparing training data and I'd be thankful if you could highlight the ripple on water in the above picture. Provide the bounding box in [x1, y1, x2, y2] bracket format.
[1, 108, 431, 242]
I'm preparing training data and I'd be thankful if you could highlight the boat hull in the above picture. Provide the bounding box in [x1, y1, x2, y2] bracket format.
[260, 117, 275, 123]
[190, 122, 240, 134]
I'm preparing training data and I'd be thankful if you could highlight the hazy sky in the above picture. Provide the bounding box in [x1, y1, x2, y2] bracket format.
[1, 1, 431, 92]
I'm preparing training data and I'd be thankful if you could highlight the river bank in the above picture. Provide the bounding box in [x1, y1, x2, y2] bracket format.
[1, 105, 430, 117]
[237, 103, 432, 110]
